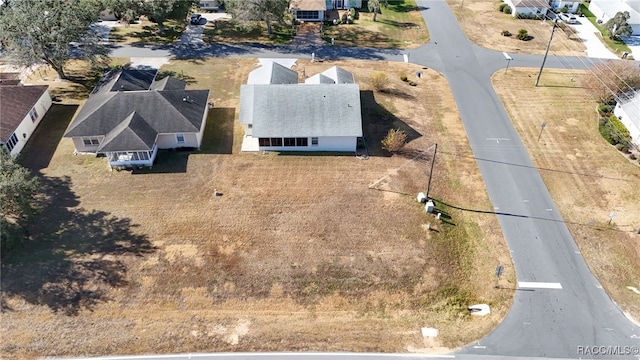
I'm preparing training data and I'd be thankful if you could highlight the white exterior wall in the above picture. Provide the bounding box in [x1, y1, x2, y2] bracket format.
[589, 1, 607, 21]
[156, 133, 199, 149]
[632, 23, 640, 35]
[551, 1, 579, 12]
[199, 0, 220, 10]
[514, 5, 548, 16]
[615, 103, 640, 146]
[72, 136, 106, 153]
[196, 108, 209, 146]
[259, 136, 357, 152]
[7, 91, 52, 156]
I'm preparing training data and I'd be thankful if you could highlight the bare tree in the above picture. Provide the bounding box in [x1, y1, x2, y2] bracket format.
[580, 60, 640, 104]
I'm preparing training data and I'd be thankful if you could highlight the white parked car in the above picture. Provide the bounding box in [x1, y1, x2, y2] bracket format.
[558, 13, 577, 24]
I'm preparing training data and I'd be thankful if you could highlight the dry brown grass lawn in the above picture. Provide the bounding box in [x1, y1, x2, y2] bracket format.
[492, 68, 640, 323]
[448, 0, 586, 56]
[1, 59, 513, 357]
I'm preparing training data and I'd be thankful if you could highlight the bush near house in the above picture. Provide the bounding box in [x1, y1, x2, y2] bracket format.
[503, 6, 512, 14]
[598, 115, 631, 148]
[381, 128, 408, 152]
[499, 3, 508, 11]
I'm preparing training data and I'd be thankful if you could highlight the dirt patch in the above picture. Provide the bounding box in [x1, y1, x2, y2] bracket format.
[492, 68, 640, 322]
[449, 0, 586, 56]
[1, 59, 513, 357]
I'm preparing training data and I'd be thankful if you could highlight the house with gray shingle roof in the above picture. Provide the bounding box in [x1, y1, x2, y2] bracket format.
[64, 69, 210, 168]
[0, 73, 52, 156]
[504, 0, 551, 16]
[239, 66, 362, 152]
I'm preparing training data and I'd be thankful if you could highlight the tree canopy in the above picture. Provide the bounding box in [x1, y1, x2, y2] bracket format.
[580, 60, 640, 104]
[225, 0, 290, 34]
[141, 0, 196, 33]
[0, 150, 41, 254]
[0, 0, 109, 80]
[604, 11, 633, 40]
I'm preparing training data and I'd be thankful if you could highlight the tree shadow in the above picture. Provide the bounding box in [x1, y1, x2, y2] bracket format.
[155, 69, 197, 84]
[131, 149, 190, 174]
[1, 176, 155, 315]
[360, 90, 422, 157]
[18, 104, 78, 172]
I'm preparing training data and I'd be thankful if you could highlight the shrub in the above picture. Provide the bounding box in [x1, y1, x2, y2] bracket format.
[341, 12, 348, 24]
[501, 30, 512, 36]
[349, 7, 359, 20]
[516, 28, 529, 40]
[609, 115, 630, 138]
[369, 71, 389, 91]
[599, 115, 632, 147]
[400, 75, 408, 82]
[629, 153, 636, 160]
[409, 81, 417, 86]
[597, 104, 614, 115]
[381, 129, 408, 153]
[503, 6, 512, 14]
[499, 3, 508, 11]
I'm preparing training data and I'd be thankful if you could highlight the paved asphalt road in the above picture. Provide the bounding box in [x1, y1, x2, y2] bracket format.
[68, 1, 639, 359]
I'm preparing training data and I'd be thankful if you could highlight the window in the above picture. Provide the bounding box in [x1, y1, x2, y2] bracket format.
[248, 124, 253, 129]
[296, 137, 308, 147]
[6, 133, 19, 152]
[176, 134, 185, 143]
[259, 138, 271, 146]
[283, 138, 296, 147]
[82, 137, 100, 146]
[311, 137, 318, 146]
[270, 138, 283, 147]
[29, 107, 39, 122]
[296, 11, 319, 20]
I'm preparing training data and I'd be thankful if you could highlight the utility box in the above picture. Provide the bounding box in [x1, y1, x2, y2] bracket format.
[425, 200, 435, 213]
[417, 192, 426, 203]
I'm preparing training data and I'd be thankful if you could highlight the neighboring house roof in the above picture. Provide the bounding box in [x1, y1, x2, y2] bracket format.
[239, 83, 362, 137]
[0, 72, 21, 85]
[592, 0, 640, 23]
[305, 66, 355, 84]
[616, 94, 640, 129]
[64, 70, 209, 152]
[0, 82, 49, 142]
[511, 0, 550, 7]
[247, 62, 299, 85]
[291, 0, 327, 10]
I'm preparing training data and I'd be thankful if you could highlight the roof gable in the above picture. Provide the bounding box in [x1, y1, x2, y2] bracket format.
[92, 69, 157, 95]
[150, 76, 187, 91]
[98, 112, 157, 151]
[248, 62, 298, 85]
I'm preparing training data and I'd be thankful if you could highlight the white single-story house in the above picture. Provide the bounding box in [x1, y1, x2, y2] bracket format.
[550, 0, 581, 13]
[305, 65, 355, 84]
[64, 69, 210, 168]
[239, 83, 362, 152]
[614, 94, 640, 146]
[199, 0, 220, 11]
[590, 0, 640, 35]
[504, 0, 551, 16]
[290, 0, 363, 22]
[0, 73, 52, 156]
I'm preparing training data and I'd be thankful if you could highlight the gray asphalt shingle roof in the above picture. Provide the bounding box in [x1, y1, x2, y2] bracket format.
[64, 70, 209, 152]
[239, 84, 362, 137]
[92, 69, 157, 94]
[247, 62, 298, 85]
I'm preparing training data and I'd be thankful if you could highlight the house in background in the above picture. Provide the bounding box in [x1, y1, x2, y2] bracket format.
[290, 0, 363, 22]
[0, 73, 52, 156]
[199, 0, 220, 11]
[614, 94, 640, 147]
[589, 0, 640, 35]
[550, 0, 581, 13]
[239, 64, 362, 152]
[504, 0, 551, 16]
[64, 69, 210, 168]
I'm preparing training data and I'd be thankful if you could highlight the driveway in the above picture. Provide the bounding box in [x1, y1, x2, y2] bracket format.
[179, 12, 231, 45]
[569, 18, 619, 59]
[622, 35, 640, 59]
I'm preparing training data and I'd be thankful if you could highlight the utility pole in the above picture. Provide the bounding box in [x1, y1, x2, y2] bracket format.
[426, 143, 437, 200]
[535, 19, 558, 87]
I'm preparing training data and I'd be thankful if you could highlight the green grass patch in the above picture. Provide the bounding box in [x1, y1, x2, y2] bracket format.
[579, 3, 631, 55]
[203, 20, 294, 45]
[109, 19, 186, 45]
[322, 0, 429, 48]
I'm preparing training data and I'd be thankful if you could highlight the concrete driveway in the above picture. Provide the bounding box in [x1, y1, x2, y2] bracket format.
[179, 12, 231, 45]
[569, 18, 619, 59]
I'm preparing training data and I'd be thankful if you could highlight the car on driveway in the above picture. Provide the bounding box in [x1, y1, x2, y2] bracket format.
[558, 13, 577, 24]
[190, 13, 206, 25]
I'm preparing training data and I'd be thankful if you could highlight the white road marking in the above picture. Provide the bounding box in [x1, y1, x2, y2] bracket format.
[518, 281, 563, 289]
[472, 345, 486, 349]
[486, 137, 510, 143]
[546, 208, 553, 211]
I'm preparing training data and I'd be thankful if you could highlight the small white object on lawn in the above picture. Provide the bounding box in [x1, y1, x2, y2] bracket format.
[421, 327, 438, 337]
[468, 304, 491, 316]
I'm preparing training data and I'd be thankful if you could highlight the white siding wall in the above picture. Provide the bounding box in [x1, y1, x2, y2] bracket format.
[72, 136, 106, 153]
[196, 108, 209, 147]
[259, 136, 356, 152]
[589, 1, 606, 21]
[7, 91, 53, 156]
[632, 23, 640, 35]
[615, 103, 640, 146]
[156, 133, 199, 149]
[514, 6, 548, 16]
